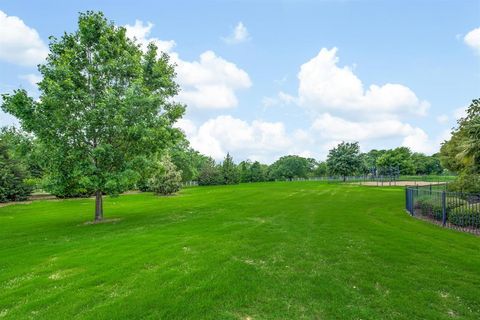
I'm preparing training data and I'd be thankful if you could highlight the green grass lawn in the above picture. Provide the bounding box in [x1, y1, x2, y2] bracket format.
[1, 182, 479, 319]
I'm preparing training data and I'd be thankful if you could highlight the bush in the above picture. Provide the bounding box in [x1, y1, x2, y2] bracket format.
[447, 173, 480, 194]
[414, 196, 443, 220]
[149, 154, 182, 196]
[414, 195, 467, 221]
[446, 196, 467, 210]
[449, 204, 480, 228]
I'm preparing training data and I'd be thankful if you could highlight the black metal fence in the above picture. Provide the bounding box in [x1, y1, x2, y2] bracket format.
[405, 184, 480, 235]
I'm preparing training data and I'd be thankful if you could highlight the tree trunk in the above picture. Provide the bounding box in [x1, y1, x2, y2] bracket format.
[95, 191, 103, 221]
[343, 176, 346, 182]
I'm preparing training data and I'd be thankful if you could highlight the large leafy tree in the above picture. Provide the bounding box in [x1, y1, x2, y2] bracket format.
[1, 12, 184, 220]
[411, 152, 442, 175]
[376, 147, 415, 175]
[326, 142, 361, 181]
[440, 98, 480, 192]
[269, 155, 312, 181]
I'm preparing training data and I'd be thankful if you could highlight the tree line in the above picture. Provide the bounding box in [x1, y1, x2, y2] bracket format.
[0, 123, 447, 202]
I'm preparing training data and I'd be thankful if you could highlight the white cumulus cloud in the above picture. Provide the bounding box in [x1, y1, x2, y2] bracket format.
[125, 20, 251, 109]
[176, 116, 311, 163]
[296, 47, 429, 119]
[311, 113, 441, 154]
[464, 27, 480, 54]
[0, 10, 48, 66]
[174, 51, 251, 109]
[124, 20, 176, 53]
[223, 22, 250, 44]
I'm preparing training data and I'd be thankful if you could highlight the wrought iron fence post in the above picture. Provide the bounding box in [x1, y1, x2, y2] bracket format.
[442, 191, 447, 226]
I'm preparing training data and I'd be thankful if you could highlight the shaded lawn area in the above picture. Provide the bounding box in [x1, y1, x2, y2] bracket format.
[0, 182, 479, 319]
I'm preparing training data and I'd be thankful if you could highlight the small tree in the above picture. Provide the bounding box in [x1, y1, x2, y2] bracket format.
[222, 153, 239, 184]
[1, 12, 184, 220]
[326, 142, 361, 181]
[149, 154, 182, 195]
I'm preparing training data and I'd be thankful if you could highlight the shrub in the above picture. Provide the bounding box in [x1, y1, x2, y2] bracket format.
[414, 194, 468, 221]
[449, 204, 480, 228]
[447, 173, 480, 194]
[414, 196, 443, 220]
[445, 196, 467, 210]
[149, 154, 182, 196]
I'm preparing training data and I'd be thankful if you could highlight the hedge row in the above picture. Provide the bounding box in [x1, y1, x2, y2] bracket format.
[414, 195, 479, 228]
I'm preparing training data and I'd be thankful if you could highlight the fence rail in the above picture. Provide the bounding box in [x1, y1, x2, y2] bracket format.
[405, 184, 480, 235]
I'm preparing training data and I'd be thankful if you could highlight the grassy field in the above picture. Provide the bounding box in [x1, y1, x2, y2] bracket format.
[0, 182, 479, 319]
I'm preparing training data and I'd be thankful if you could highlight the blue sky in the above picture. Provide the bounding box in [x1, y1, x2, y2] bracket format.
[1, 0, 479, 163]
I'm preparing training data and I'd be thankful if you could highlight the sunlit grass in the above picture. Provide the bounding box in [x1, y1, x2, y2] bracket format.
[0, 182, 479, 319]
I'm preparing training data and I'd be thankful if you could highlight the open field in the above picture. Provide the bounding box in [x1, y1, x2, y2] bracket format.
[1, 182, 479, 319]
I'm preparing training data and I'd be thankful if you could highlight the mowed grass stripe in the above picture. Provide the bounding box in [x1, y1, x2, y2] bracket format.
[0, 182, 479, 319]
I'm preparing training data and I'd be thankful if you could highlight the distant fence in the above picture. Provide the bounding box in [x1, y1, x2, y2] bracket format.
[287, 175, 453, 184]
[183, 175, 453, 186]
[405, 184, 480, 235]
[182, 181, 198, 187]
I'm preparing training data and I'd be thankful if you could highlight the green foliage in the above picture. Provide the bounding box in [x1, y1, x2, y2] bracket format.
[269, 155, 313, 180]
[252, 161, 269, 182]
[1, 12, 184, 218]
[411, 153, 443, 175]
[447, 172, 480, 193]
[0, 127, 43, 180]
[326, 142, 361, 180]
[221, 153, 239, 184]
[238, 160, 269, 182]
[149, 154, 182, 195]
[170, 141, 211, 182]
[414, 193, 468, 221]
[440, 129, 468, 173]
[198, 159, 223, 186]
[361, 149, 386, 173]
[313, 161, 327, 177]
[0, 139, 33, 202]
[414, 196, 443, 220]
[376, 147, 414, 175]
[449, 204, 480, 228]
[440, 99, 480, 193]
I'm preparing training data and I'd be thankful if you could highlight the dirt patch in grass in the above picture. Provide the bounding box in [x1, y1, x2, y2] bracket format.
[82, 218, 123, 225]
